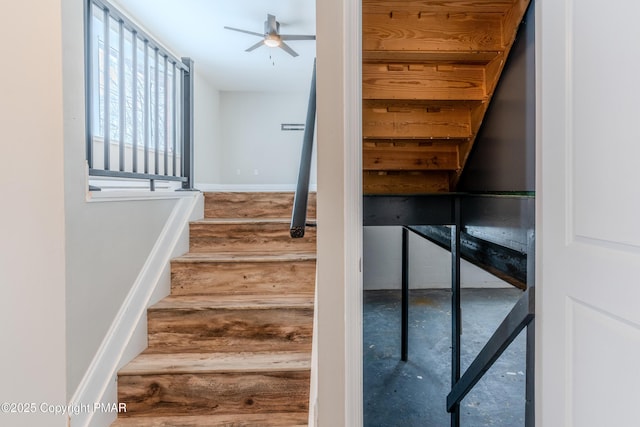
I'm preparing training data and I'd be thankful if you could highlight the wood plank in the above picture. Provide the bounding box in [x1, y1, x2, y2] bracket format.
[363, 63, 486, 100]
[363, 50, 500, 64]
[363, 144, 460, 171]
[484, 53, 506, 96]
[150, 294, 314, 310]
[502, 0, 531, 45]
[146, 296, 313, 354]
[120, 352, 311, 376]
[189, 220, 316, 253]
[171, 254, 316, 296]
[172, 252, 317, 263]
[363, 101, 472, 139]
[118, 370, 310, 417]
[204, 192, 316, 220]
[363, 171, 451, 194]
[112, 413, 308, 427]
[363, 12, 504, 52]
[362, 0, 516, 14]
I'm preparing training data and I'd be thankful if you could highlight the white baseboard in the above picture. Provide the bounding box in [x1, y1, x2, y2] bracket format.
[196, 183, 318, 192]
[68, 192, 203, 427]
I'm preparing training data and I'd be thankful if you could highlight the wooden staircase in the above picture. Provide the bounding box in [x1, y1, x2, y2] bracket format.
[112, 192, 316, 427]
[362, 0, 531, 194]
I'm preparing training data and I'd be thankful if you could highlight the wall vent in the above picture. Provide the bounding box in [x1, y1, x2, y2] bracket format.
[281, 123, 305, 131]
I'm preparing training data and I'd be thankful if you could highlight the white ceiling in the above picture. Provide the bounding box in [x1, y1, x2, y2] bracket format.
[114, 0, 316, 92]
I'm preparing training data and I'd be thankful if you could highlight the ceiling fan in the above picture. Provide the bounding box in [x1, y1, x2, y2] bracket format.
[224, 13, 315, 58]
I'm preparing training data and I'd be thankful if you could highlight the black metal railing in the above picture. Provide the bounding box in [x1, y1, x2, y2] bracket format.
[85, 0, 194, 191]
[369, 193, 535, 427]
[290, 59, 317, 238]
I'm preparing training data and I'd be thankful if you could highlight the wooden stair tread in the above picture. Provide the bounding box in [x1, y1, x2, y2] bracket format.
[150, 294, 314, 311]
[111, 413, 307, 426]
[172, 251, 316, 264]
[120, 351, 311, 376]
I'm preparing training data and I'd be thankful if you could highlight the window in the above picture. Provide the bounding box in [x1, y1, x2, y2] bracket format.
[85, 0, 192, 188]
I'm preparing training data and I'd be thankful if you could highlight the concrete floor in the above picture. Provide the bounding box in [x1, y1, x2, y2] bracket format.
[363, 288, 527, 427]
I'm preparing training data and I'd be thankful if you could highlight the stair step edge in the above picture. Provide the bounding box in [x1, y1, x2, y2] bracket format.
[191, 218, 317, 225]
[172, 252, 317, 263]
[119, 351, 311, 376]
[150, 295, 314, 311]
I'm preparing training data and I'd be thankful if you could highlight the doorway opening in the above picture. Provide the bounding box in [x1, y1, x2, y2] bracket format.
[362, 1, 536, 425]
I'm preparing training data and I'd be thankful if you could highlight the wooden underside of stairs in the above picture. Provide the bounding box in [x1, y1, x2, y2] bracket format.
[362, 0, 531, 194]
[113, 192, 316, 426]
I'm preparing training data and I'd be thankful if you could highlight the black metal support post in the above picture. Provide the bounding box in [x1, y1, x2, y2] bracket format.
[401, 227, 409, 362]
[450, 197, 461, 427]
[172, 62, 177, 176]
[143, 41, 150, 174]
[525, 230, 536, 427]
[154, 49, 160, 176]
[84, 0, 94, 170]
[290, 59, 317, 238]
[102, 8, 111, 171]
[180, 57, 195, 190]
[132, 35, 138, 173]
[118, 20, 125, 172]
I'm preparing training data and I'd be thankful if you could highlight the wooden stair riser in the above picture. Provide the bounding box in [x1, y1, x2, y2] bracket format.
[363, 101, 472, 139]
[146, 307, 313, 354]
[204, 192, 316, 220]
[364, 143, 460, 171]
[189, 222, 316, 253]
[363, 63, 486, 101]
[363, 12, 504, 52]
[364, 170, 451, 193]
[171, 259, 316, 296]
[117, 370, 310, 417]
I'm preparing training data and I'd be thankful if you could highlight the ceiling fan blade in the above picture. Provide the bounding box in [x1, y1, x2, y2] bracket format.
[278, 41, 299, 57]
[245, 40, 265, 52]
[224, 26, 264, 37]
[280, 35, 316, 41]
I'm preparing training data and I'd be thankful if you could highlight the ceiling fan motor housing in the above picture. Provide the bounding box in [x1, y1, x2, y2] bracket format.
[265, 17, 280, 36]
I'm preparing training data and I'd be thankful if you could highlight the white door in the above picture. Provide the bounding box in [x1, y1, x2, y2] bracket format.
[538, 0, 640, 426]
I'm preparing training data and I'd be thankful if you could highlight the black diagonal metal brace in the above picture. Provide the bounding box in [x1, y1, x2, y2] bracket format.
[447, 287, 535, 412]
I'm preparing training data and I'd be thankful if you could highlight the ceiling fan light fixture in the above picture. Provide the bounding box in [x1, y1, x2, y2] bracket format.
[264, 35, 281, 48]
[224, 14, 313, 57]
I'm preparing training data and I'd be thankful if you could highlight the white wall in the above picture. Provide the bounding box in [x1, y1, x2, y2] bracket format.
[316, 0, 363, 424]
[218, 91, 317, 186]
[364, 227, 512, 289]
[194, 73, 222, 184]
[0, 1, 67, 425]
[61, 0, 184, 400]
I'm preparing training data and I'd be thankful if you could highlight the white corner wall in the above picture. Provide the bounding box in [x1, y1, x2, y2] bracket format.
[364, 227, 512, 289]
[0, 1, 67, 426]
[194, 73, 222, 184]
[218, 91, 317, 186]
